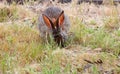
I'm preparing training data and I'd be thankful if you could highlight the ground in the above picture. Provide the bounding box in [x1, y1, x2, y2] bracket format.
[0, 1, 120, 74]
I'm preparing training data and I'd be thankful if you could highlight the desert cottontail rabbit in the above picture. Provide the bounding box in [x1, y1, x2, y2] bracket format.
[38, 6, 70, 47]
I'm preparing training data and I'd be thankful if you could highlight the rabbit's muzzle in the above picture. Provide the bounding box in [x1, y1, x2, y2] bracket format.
[52, 29, 64, 47]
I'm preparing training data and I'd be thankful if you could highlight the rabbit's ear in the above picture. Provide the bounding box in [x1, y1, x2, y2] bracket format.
[58, 11, 64, 26]
[42, 14, 53, 28]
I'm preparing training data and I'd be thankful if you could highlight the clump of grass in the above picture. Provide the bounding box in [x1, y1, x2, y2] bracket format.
[0, 7, 10, 22]
[89, 20, 97, 25]
[41, 56, 61, 74]
[70, 17, 87, 44]
[0, 3, 37, 23]
[103, 16, 120, 30]
[0, 4, 18, 22]
[102, 6, 120, 49]
[116, 30, 120, 36]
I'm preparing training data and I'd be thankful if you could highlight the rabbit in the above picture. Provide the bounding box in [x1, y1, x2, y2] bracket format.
[38, 6, 70, 47]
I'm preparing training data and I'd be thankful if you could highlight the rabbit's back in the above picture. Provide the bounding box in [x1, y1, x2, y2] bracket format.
[38, 6, 70, 38]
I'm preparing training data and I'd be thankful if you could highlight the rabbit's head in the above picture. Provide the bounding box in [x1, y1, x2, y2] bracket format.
[42, 11, 65, 47]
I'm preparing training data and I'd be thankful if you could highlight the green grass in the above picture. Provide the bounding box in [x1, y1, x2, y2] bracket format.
[0, 17, 119, 74]
[0, 3, 120, 74]
[0, 4, 18, 22]
[70, 17, 120, 56]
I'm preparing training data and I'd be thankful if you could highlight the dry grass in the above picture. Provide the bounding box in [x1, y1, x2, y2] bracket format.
[0, 2, 120, 74]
